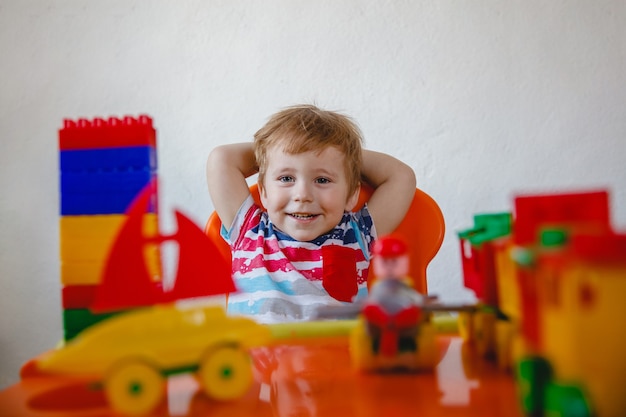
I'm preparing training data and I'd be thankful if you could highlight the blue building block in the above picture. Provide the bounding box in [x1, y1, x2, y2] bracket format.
[60, 146, 156, 173]
[59, 146, 157, 215]
[60, 173, 157, 215]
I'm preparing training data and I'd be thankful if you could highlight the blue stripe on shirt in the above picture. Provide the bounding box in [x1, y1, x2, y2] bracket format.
[234, 275, 297, 295]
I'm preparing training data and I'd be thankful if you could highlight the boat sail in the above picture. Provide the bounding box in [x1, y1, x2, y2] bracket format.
[92, 180, 235, 313]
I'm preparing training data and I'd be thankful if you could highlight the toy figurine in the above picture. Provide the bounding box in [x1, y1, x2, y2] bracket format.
[362, 236, 426, 357]
[348, 235, 438, 372]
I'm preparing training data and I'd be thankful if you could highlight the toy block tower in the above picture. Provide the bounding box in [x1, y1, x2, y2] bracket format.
[58, 115, 161, 340]
[457, 213, 515, 364]
[511, 190, 611, 351]
[458, 213, 513, 307]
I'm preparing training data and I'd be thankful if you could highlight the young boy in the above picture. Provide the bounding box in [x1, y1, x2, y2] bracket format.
[206, 105, 416, 323]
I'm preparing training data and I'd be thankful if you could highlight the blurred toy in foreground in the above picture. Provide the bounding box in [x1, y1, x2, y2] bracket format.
[350, 236, 474, 372]
[24, 115, 251, 416]
[457, 212, 515, 368]
[458, 189, 626, 417]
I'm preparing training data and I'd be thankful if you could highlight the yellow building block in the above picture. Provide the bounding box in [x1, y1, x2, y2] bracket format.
[494, 242, 521, 321]
[61, 246, 161, 285]
[61, 214, 157, 261]
[538, 263, 579, 374]
[60, 214, 161, 285]
[540, 261, 626, 417]
[569, 264, 626, 417]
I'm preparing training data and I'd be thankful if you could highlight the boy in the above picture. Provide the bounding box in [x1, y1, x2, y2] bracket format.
[206, 105, 416, 323]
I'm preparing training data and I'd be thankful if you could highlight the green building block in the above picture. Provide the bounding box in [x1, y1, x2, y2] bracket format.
[544, 382, 592, 417]
[63, 308, 121, 341]
[516, 356, 553, 415]
[458, 212, 513, 245]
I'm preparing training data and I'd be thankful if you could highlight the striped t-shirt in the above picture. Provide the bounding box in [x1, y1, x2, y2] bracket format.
[222, 195, 376, 323]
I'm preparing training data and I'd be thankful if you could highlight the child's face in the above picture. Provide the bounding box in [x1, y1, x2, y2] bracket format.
[259, 144, 359, 241]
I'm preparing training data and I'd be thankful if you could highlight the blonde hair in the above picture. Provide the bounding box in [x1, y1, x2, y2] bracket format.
[254, 104, 363, 197]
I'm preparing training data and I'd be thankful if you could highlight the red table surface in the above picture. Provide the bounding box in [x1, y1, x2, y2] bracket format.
[0, 336, 523, 417]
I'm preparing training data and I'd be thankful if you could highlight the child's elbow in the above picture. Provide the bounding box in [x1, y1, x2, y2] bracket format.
[398, 162, 417, 191]
[207, 145, 226, 165]
[206, 145, 231, 174]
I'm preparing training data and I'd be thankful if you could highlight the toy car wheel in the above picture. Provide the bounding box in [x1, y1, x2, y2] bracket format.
[198, 345, 253, 400]
[104, 360, 165, 416]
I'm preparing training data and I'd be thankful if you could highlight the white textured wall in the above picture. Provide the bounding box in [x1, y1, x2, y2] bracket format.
[1, 1, 625, 389]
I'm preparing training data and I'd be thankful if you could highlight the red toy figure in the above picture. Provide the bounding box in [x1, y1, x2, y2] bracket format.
[362, 236, 425, 357]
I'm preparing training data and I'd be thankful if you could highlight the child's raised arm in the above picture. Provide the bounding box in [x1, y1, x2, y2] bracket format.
[361, 150, 417, 237]
[206, 142, 258, 229]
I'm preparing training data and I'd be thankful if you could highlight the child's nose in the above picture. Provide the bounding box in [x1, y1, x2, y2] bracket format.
[293, 182, 313, 202]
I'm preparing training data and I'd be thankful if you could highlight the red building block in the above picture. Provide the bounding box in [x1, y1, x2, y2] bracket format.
[513, 190, 611, 246]
[61, 285, 98, 309]
[59, 115, 156, 150]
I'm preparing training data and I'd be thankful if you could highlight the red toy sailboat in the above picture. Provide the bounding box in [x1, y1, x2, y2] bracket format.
[91, 180, 235, 313]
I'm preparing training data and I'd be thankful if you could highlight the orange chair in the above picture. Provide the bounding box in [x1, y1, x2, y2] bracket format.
[205, 183, 445, 294]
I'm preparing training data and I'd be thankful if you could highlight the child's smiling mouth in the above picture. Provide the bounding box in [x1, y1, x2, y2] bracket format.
[289, 213, 319, 220]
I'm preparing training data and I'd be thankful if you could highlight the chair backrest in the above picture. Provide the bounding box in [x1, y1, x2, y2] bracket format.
[205, 183, 445, 294]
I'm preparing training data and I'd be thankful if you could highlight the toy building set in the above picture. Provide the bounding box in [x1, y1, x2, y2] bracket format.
[0, 115, 623, 417]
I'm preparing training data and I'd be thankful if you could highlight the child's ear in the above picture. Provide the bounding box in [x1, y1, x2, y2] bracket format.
[344, 189, 360, 212]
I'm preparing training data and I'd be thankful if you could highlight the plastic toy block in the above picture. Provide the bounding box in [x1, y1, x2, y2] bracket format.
[539, 228, 568, 247]
[455, 189, 626, 417]
[458, 213, 513, 305]
[544, 382, 592, 417]
[534, 241, 626, 417]
[493, 239, 521, 321]
[537, 261, 581, 372]
[515, 267, 542, 351]
[61, 245, 161, 286]
[513, 190, 610, 245]
[60, 146, 156, 174]
[457, 212, 512, 245]
[471, 310, 497, 358]
[459, 241, 497, 303]
[516, 356, 552, 415]
[60, 213, 161, 286]
[570, 232, 626, 264]
[60, 214, 158, 263]
[60, 261, 104, 286]
[61, 285, 98, 309]
[60, 171, 156, 215]
[494, 319, 515, 371]
[62, 308, 121, 341]
[59, 115, 156, 150]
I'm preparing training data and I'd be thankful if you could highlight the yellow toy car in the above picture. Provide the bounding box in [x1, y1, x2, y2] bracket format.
[36, 304, 271, 416]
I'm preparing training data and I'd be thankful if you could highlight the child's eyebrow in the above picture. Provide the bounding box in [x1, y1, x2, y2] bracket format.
[271, 166, 296, 175]
[312, 167, 342, 178]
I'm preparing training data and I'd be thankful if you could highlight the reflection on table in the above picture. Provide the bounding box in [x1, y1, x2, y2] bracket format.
[0, 335, 522, 417]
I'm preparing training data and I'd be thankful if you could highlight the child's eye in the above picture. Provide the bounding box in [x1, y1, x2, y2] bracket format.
[315, 177, 331, 184]
[278, 176, 294, 183]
